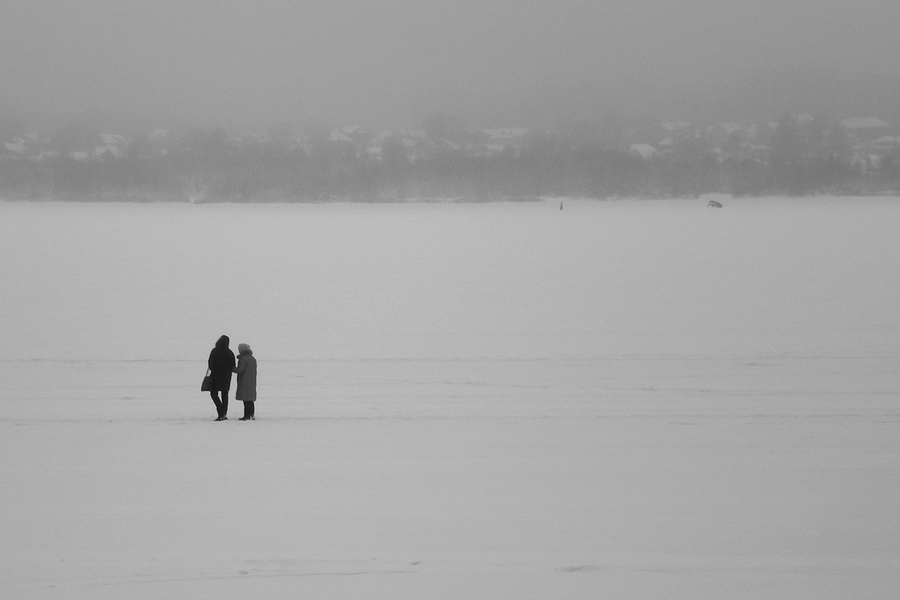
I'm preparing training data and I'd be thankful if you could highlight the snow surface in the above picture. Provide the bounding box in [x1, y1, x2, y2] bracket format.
[1, 196, 899, 599]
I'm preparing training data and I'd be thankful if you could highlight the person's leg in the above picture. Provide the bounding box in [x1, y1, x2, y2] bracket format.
[248, 401, 255, 419]
[241, 401, 250, 419]
[210, 391, 223, 418]
[221, 390, 229, 418]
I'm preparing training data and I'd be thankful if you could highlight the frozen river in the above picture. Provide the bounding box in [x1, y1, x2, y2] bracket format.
[1, 197, 899, 598]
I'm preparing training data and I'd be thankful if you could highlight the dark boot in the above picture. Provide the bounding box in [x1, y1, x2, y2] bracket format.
[211, 391, 224, 420]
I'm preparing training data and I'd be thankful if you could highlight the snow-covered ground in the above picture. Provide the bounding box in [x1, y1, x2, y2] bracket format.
[1, 197, 899, 599]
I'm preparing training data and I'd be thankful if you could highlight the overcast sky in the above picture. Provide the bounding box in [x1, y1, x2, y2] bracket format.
[2, 0, 899, 130]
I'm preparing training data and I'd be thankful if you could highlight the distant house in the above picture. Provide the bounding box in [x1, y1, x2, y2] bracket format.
[3, 139, 26, 157]
[842, 117, 892, 144]
[94, 134, 127, 160]
[656, 137, 674, 156]
[410, 137, 460, 162]
[337, 125, 367, 138]
[369, 131, 415, 163]
[329, 125, 370, 154]
[480, 128, 530, 156]
[334, 125, 369, 145]
[481, 127, 530, 141]
[329, 130, 355, 144]
[872, 135, 900, 152]
[706, 123, 754, 152]
[628, 143, 657, 160]
[661, 121, 692, 135]
[364, 146, 383, 161]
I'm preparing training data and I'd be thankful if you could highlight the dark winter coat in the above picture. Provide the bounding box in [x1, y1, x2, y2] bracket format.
[234, 348, 257, 402]
[207, 335, 235, 392]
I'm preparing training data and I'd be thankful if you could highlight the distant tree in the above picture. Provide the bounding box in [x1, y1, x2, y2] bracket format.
[559, 118, 599, 149]
[0, 113, 25, 142]
[267, 122, 296, 151]
[179, 128, 231, 161]
[423, 113, 469, 145]
[878, 150, 900, 182]
[597, 111, 626, 151]
[666, 134, 713, 197]
[730, 158, 769, 196]
[723, 131, 744, 157]
[822, 120, 851, 161]
[770, 113, 806, 194]
[770, 112, 802, 166]
[381, 135, 408, 195]
[51, 123, 102, 155]
[126, 133, 155, 160]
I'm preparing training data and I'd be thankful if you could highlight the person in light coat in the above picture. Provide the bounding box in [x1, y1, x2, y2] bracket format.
[234, 343, 257, 420]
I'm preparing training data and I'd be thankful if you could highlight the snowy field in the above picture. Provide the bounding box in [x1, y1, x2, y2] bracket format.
[1, 197, 899, 599]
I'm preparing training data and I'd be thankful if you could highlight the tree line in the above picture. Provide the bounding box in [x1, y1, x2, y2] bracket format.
[1, 113, 898, 201]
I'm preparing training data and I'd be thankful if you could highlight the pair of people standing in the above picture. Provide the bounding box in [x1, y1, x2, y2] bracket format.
[207, 335, 257, 421]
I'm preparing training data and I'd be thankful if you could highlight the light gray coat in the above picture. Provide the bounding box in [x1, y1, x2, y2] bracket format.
[234, 350, 257, 402]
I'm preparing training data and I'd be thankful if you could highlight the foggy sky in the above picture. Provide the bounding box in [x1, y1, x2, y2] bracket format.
[2, 0, 900, 131]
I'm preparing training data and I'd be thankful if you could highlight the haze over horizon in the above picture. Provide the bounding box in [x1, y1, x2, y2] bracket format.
[2, 1, 900, 132]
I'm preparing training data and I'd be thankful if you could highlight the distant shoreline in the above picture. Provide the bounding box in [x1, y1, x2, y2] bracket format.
[2, 192, 899, 204]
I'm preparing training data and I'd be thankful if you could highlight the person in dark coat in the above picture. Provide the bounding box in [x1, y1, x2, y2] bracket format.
[234, 343, 257, 420]
[208, 335, 235, 421]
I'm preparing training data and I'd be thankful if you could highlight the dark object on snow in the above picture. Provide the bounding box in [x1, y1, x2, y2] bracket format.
[708, 200, 723, 208]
